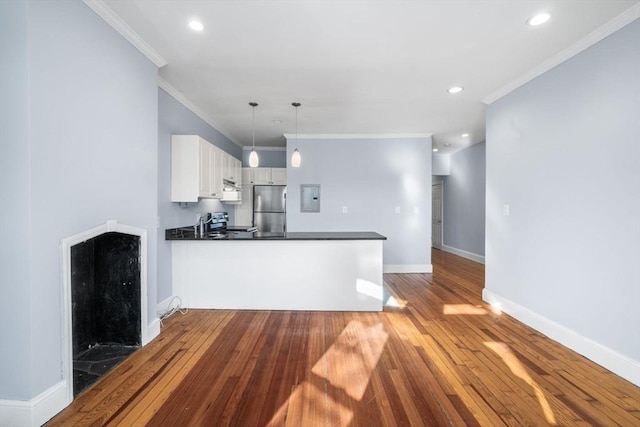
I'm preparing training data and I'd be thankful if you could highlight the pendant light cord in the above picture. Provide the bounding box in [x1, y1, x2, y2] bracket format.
[248, 102, 259, 167]
[252, 103, 256, 149]
[291, 102, 302, 168]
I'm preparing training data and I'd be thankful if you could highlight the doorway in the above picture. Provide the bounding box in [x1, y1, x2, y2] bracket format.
[432, 181, 443, 248]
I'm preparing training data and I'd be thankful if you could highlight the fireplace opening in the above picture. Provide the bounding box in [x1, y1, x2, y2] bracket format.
[71, 231, 141, 396]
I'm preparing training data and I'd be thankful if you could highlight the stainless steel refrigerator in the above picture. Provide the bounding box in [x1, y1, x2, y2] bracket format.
[253, 185, 286, 233]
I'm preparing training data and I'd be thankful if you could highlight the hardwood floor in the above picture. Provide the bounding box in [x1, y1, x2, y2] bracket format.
[48, 249, 640, 426]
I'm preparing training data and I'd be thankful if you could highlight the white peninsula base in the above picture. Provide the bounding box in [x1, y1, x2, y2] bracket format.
[171, 237, 384, 311]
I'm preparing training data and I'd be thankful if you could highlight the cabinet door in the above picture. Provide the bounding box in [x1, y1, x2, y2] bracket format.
[242, 167, 254, 184]
[171, 135, 200, 202]
[270, 168, 287, 185]
[225, 152, 235, 181]
[198, 141, 212, 197]
[233, 158, 242, 185]
[210, 146, 223, 198]
[254, 167, 271, 185]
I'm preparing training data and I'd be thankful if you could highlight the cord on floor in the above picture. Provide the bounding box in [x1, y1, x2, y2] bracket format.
[158, 296, 188, 327]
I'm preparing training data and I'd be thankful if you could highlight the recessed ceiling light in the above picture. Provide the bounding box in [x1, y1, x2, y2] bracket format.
[527, 13, 550, 26]
[462, 133, 469, 137]
[188, 20, 204, 32]
[447, 86, 464, 94]
[432, 148, 439, 152]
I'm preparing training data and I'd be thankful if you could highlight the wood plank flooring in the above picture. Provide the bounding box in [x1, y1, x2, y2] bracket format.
[47, 249, 640, 426]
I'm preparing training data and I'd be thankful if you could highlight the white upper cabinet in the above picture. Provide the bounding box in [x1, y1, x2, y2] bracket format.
[242, 167, 286, 185]
[253, 167, 272, 185]
[241, 167, 253, 185]
[221, 151, 242, 187]
[210, 146, 223, 198]
[171, 135, 239, 202]
[198, 141, 213, 198]
[270, 168, 287, 185]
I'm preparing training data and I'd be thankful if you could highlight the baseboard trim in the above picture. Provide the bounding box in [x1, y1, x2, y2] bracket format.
[147, 318, 161, 343]
[442, 245, 485, 264]
[0, 380, 69, 427]
[384, 264, 433, 273]
[482, 289, 640, 387]
[156, 295, 177, 314]
[0, 313, 161, 427]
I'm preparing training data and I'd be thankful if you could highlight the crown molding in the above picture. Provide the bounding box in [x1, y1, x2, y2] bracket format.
[83, 0, 168, 68]
[484, 4, 640, 104]
[242, 146, 286, 151]
[158, 78, 241, 147]
[283, 133, 433, 140]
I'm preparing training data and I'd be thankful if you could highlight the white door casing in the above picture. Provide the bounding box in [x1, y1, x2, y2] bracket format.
[432, 182, 443, 248]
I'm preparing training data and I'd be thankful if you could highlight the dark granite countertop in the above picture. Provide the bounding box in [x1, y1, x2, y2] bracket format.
[165, 227, 386, 241]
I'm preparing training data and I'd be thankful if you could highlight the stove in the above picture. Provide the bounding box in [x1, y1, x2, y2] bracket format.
[209, 212, 257, 234]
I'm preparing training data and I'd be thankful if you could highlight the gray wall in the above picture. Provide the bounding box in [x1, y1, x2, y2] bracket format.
[286, 137, 432, 268]
[432, 154, 450, 176]
[242, 148, 287, 167]
[0, 0, 32, 401]
[157, 88, 241, 302]
[1, 0, 159, 401]
[443, 142, 486, 256]
[486, 20, 639, 363]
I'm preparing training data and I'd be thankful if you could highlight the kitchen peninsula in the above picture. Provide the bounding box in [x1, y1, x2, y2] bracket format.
[166, 227, 386, 311]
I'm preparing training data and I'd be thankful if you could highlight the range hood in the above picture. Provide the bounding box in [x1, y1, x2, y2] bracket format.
[223, 178, 240, 191]
[222, 179, 241, 203]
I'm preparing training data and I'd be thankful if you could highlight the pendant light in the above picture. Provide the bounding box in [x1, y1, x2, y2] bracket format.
[291, 102, 301, 168]
[249, 102, 259, 168]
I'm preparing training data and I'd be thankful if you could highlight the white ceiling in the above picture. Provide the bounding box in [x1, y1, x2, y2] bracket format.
[100, 0, 638, 154]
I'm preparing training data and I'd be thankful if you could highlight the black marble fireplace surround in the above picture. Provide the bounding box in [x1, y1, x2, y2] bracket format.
[71, 232, 141, 396]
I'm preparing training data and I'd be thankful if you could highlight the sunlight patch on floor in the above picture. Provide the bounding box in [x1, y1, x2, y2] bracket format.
[443, 304, 488, 315]
[267, 321, 389, 425]
[312, 321, 388, 400]
[484, 341, 557, 425]
[384, 295, 405, 308]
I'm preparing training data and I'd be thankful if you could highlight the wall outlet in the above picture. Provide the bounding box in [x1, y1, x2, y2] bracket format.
[342, 206, 348, 214]
[395, 206, 401, 214]
[502, 204, 510, 216]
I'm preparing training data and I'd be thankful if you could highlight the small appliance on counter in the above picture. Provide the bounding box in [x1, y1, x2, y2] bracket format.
[208, 212, 229, 233]
[207, 212, 257, 234]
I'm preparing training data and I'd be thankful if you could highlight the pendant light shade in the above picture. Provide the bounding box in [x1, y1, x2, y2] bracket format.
[291, 148, 301, 167]
[291, 102, 301, 168]
[249, 102, 259, 168]
[249, 149, 259, 168]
